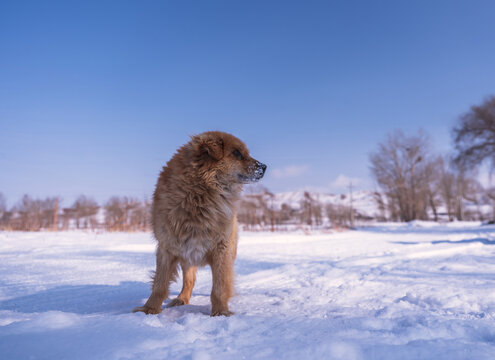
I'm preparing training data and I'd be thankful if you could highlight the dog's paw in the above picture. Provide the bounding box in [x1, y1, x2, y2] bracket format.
[166, 298, 186, 308]
[210, 310, 234, 317]
[132, 306, 162, 315]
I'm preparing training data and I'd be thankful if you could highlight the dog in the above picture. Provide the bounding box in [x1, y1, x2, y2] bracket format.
[133, 131, 266, 316]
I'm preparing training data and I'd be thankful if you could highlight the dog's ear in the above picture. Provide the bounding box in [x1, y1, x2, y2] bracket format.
[192, 133, 224, 161]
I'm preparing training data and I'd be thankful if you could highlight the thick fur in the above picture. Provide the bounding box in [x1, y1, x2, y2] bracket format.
[133, 131, 266, 316]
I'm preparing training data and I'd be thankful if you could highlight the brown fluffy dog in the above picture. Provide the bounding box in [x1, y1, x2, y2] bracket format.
[133, 131, 266, 316]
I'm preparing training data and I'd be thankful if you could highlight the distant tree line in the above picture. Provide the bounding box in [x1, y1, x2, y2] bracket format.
[0, 189, 358, 232]
[0, 194, 152, 232]
[369, 96, 495, 222]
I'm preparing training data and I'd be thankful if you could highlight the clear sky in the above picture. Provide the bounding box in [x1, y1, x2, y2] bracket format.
[1, 0, 495, 207]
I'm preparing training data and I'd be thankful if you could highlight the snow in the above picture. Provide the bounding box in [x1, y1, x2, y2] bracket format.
[1, 224, 495, 359]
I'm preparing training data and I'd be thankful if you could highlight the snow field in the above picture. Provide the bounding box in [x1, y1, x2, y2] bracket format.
[0, 223, 495, 359]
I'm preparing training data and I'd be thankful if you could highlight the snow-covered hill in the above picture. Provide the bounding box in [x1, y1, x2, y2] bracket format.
[241, 189, 381, 222]
[1, 224, 495, 359]
[266, 190, 379, 216]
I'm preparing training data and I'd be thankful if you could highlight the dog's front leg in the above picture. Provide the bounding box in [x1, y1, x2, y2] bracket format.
[208, 244, 235, 316]
[167, 262, 197, 307]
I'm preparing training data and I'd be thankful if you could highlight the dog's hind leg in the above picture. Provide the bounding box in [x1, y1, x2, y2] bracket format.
[133, 247, 178, 314]
[167, 262, 197, 307]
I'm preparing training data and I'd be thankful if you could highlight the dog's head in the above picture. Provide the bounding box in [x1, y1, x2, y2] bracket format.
[191, 131, 266, 184]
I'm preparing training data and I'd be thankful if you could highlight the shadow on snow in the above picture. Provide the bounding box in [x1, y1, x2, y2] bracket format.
[0, 260, 284, 315]
[391, 237, 495, 246]
[0, 281, 150, 315]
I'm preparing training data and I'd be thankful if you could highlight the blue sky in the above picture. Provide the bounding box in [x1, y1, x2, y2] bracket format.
[1, 0, 495, 207]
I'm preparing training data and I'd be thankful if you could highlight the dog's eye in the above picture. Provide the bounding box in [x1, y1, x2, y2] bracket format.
[232, 149, 244, 160]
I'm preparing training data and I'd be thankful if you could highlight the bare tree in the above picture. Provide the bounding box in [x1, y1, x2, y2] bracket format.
[237, 198, 257, 229]
[238, 185, 279, 230]
[0, 193, 5, 212]
[137, 198, 152, 231]
[0, 193, 7, 229]
[424, 157, 442, 222]
[463, 179, 485, 220]
[104, 196, 148, 231]
[486, 186, 495, 222]
[299, 192, 314, 226]
[237, 194, 267, 230]
[15, 194, 37, 231]
[127, 198, 151, 231]
[433, 156, 488, 221]
[72, 195, 99, 229]
[454, 96, 495, 169]
[39, 197, 59, 229]
[372, 191, 387, 221]
[104, 197, 123, 231]
[437, 157, 457, 221]
[264, 190, 277, 231]
[313, 200, 323, 227]
[369, 130, 437, 222]
[15, 195, 40, 231]
[279, 203, 295, 224]
[326, 203, 352, 228]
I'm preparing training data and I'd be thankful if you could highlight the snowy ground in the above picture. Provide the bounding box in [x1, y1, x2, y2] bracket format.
[1, 223, 495, 360]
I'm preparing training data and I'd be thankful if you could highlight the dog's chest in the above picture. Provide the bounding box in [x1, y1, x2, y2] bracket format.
[174, 191, 236, 265]
[181, 237, 213, 265]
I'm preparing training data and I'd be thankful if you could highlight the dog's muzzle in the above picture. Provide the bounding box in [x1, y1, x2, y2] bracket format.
[239, 161, 267, 183]
[253, 161, 267, 180]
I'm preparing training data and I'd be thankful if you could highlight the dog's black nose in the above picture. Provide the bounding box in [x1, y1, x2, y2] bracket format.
[253, 161, 267, 180]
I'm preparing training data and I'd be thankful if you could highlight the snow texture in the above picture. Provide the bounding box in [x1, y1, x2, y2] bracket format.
[1, 223, 495, 359]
